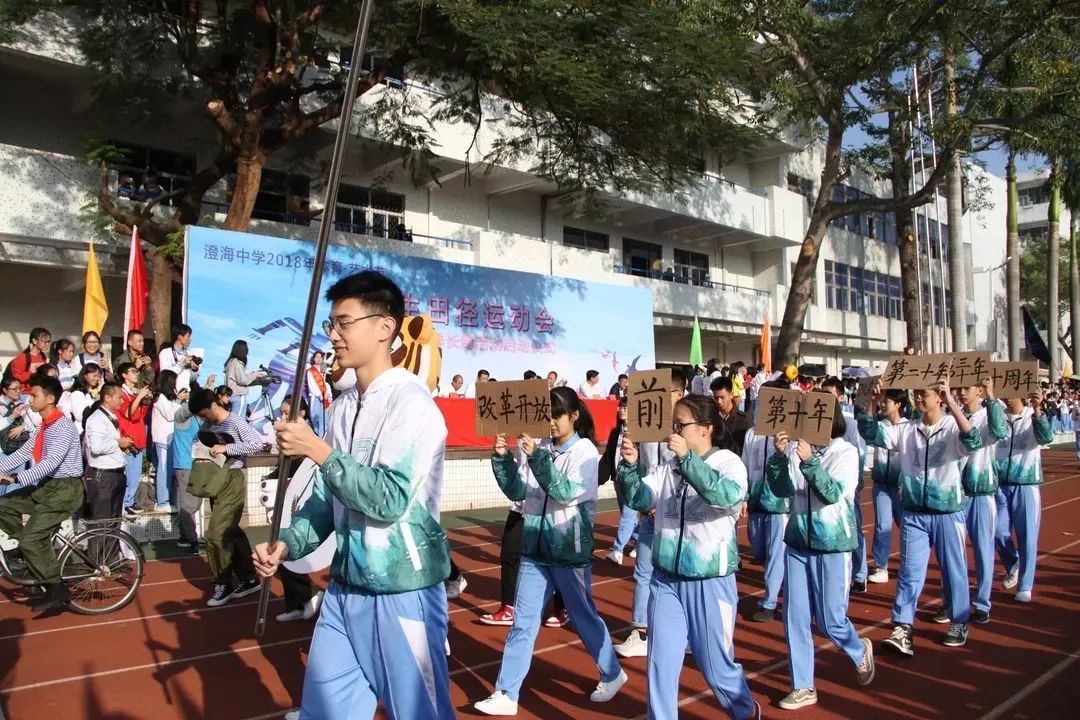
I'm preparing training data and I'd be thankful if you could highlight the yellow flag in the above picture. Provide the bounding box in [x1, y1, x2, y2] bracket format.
[83, 242, 109, 335]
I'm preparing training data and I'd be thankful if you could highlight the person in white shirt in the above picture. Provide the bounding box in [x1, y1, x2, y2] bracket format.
[151, 370, 187, 512]
[578, 369, 605, 399]
[464, 369, 490, 399]
[51, 339, 80, 392]
[440, 374, 465, 398]
[84, 382, 133, 524]
[158, 323, 195, 375]
[59, 363, 104, 434]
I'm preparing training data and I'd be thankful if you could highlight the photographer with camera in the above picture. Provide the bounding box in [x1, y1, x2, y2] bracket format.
[223, 340, 267, 419]
[115, 330, 156, 389]
[158, 324, 196, 375]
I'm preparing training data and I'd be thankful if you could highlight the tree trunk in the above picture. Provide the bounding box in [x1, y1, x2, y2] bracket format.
[1007, 150, 1022, 361]
[223, 156, 266, 231]
[1048, 158, 1061, 380]
[888, 108, 923, 351]
[943, 41, 967, 350]
[148, 249, 173, 349]
[773, 125, 844, 367]
[1071, 216, 1080, 374]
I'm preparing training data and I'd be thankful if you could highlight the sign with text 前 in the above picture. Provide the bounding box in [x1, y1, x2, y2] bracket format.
[990, 362, 1040, 399]
[627, 369, 673, 443]
[474, 379, 552, 437]
[755, 388, 838, 447]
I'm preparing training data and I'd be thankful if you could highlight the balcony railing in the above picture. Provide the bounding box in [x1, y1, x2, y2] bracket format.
[613, 264, 770, 297]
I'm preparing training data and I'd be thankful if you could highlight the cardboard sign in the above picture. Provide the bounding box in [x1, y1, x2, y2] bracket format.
[990, 361, 1041, 399]
[474, 379, 552, 437]
[947, 351, 992, 388]
[627, 369, 673, 443]
[881, 354, 952, 389]
[853, 376, 879, 414]
[754, 387, 838, 447]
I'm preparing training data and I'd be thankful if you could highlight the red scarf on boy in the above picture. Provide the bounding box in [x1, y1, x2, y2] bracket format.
[33, 408, 64, 463]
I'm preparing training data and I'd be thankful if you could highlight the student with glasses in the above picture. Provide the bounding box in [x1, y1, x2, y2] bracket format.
[616, 394, 760, 720]
[4, 327, 51, 393]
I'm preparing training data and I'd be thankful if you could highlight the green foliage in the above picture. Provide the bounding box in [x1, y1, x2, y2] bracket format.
[1020, 234, 1070, 328]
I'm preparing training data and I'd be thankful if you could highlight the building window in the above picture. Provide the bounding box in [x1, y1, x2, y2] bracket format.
[230, 171, 312, 225]
[623, 238, 663, 278]
[922, 284, 953, 326]
[888, 276, 903, 320]
[674, 248, 710, 286]
[826, 260, 905, 320]
[787, 173, 814, 200]
[334, 184, 405, 238]
[110, 141, 195, 206]
[563, 226, 609, 252]
[688, 153, 706, 175]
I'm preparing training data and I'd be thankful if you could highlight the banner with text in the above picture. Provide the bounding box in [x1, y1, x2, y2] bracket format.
[184, 226, 656, 419]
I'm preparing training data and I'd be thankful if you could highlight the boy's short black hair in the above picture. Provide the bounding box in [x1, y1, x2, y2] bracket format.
[325, 270, 405, 337]
[710, 376, 733, 393]
[189, 388, 218, 415]
[670, 367, 688, 390]
[29, 376, 63, 404]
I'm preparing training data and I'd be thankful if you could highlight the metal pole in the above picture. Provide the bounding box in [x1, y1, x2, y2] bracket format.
[254, 0, 377, 637]
[924, 66, 950, 353]
[907, 86, 926, 352]
[913, 67, 937, 352]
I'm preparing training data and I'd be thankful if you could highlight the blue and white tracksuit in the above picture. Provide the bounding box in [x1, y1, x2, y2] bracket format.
[859, 412, 983, 626]
[611, 428, 640, 553]
[490, 434, 622, 701]
[742, 428, 791, 612]
[869, 417, 908, 571]
[842, 407, 869, 584]
[280, 369, 454, 720]
[618, 447, 755, 720]
[994, 407, 1054, 595]
[959, 402, 1008, 613]
[627, 442, 672, 629]
[765, 437, 867, 691]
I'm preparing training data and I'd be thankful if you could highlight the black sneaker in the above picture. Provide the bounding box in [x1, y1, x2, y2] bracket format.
[176, 539, 195, 549]
[30, 583, 70, 614]
[943, 623, 968, 647]
[751, 607, 776, 623]
[232, 578, 261, 599]
[883, 624, 914, 656]
[123, 506, 140, 520]
[932, 607, 950, 624]
[971, 609, 990, 625]
[207, 583, 235, 607]
[851, 580, 867, 594]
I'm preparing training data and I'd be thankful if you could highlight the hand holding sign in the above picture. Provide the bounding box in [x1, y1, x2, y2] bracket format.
[754, 387, 837, 446]
[620, 433, 638, 465]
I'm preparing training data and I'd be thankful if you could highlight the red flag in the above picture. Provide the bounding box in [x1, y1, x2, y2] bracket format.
[124, 226, 149, 333]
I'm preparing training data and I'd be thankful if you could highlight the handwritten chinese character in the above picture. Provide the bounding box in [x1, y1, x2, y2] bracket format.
[457, 298, 479, 328]
[805, 397, 832, 436]
[635, 377, 667, 433]
[498, 389, 515, 422]
[535, 308, 554, 333]
[429, 297, 449, 325]
[477, 394, 497, 422]
[765, 395, 788, 431]
[510, 305, 529, 332]
[204, 245, 219, 260]
[485, 303, 505, 331]
[533, 394, 551, 422]
[789, 400, 808, 431]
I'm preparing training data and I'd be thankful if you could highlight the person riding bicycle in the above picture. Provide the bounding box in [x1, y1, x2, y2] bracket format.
[0, 375, 85, 613]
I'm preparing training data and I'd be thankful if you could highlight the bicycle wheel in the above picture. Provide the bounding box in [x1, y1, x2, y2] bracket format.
[58, 528, 144, 615]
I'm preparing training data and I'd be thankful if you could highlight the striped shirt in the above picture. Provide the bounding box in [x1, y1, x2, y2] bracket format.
[208, 413, 265, 469]
[0, 413, 83, 487]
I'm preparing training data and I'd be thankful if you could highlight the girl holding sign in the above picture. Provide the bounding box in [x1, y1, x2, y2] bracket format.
[617, 394, 760, 720]
[474, 387, 625, 716]
[765, 412, 876, 711]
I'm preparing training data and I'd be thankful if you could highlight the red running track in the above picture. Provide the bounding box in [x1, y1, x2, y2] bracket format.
[1, 451, 1078, 719]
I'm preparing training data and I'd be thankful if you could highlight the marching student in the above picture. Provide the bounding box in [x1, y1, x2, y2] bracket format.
[617, 394, 761, 720]
[253, 271, 455, 720]
[0, 376, 85, 612]
[820, 377, 869, 592]
[859, 378, 983, 654]
[766, 413, 876, 711]
[994, 386, 1054, 603]
[866, 389, 910, 584]
[474, 387, 625, 716]
[742, 379, 793, 623]
[944, 378, 1006, 624]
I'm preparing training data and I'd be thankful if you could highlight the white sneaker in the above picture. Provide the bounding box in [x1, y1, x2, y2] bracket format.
[867, 567, 889, 584]
[629, 548, 637, 558]
[614, 630, 648, 658]
[1003, 568, 1019, 589]
[474, 690, 518, 716]
[153, 503, 173, 513]
[446, 575, 468, 599]
[445, 638, 451, 656]
[1015, 590, 1032, 603]
[304, 591, 322, 620]
[589, 669, 628, 702]
[276, 609, 307, 622]
[284, 711, 299, 720]
[606, 549, 624, 565]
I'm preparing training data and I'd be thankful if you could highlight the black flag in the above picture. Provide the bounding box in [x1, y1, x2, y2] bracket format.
[1022, 306, 1052, 365]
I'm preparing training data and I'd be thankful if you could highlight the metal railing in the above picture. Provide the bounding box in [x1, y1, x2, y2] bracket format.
[613, 263, 769, 297]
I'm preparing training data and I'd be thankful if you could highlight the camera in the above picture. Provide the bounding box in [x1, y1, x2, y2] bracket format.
[255, 364, 284, 385]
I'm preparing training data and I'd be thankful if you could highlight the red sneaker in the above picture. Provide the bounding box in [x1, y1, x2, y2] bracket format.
[480, 605, 516, 626]
[544, 610, 570, 628]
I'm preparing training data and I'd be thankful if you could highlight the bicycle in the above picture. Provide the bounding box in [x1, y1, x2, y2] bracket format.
[0, 518, 144, 614]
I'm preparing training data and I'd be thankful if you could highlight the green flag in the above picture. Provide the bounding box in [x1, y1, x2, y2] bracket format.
[689, 315, 703, 366]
